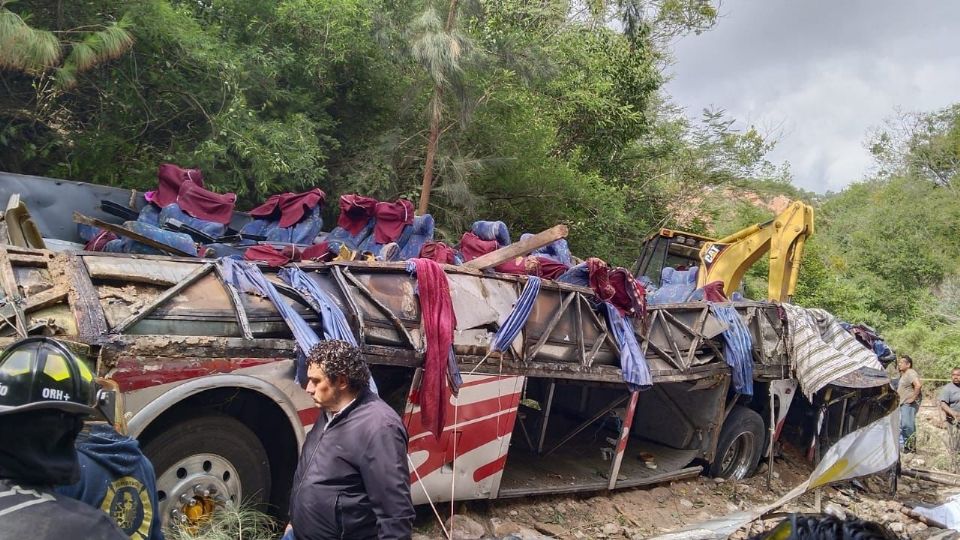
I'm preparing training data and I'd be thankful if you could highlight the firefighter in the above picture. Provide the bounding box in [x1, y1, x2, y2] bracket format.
[0, 337, 126, 540]
[55, 386, 164, 540]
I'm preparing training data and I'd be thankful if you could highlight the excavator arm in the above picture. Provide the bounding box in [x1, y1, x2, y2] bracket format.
[698, 201, 814, 301]
[635, 201, 814, 302]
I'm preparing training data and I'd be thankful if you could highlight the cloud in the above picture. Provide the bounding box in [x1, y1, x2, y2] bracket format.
[665, 0, 960, 193]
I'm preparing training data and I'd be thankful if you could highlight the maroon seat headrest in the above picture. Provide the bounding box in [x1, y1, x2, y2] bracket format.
[337, 194, 379, 235]
[176, 180, 237, 225]
[249, 188, 326, 228]
[155, 163, 204, 208]
[373, 199, 414, 244]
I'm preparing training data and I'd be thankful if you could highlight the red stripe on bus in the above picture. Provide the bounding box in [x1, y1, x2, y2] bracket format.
[298, 407, 320, 427]
[109, 357, 278, 392]
[473, 454, 508, 483]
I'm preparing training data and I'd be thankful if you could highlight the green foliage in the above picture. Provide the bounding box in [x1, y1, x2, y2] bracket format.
[0, 2, 133, 87]
[869, 104, 960, 189]
[545, 27, 661, 177]
[57, 21, 134, 88]
[789, 105, 960, 380]
[884, 320, 960, 380]
[166, 502, 277, 540]
[807, 175, 960, 323]
[0, 0, 785, 270]
[17, 0, 958, 376]
[0, 6, 61, 71]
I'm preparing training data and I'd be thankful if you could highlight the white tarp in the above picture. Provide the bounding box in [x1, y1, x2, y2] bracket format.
[913, 494, 960, 531]
[781, 304, 883, 399]
[651, 409, 899, 540]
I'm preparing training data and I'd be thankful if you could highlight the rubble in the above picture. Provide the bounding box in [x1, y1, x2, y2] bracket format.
[447, 515, 485, 540]
[414, 420, 960, 539]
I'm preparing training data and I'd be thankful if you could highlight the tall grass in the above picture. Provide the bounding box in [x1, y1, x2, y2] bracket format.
[914, 405, 954, 472]
[165, 502, 278, 540]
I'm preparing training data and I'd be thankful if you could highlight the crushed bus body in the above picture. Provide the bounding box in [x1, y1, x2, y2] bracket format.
[0, 172, 896, 529]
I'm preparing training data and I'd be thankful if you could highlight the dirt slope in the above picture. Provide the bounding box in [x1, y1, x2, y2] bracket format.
[413, 404, 959, 539]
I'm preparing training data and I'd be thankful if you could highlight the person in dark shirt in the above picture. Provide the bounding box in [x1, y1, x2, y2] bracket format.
[0, 337, 126, 540]
[940, 367, 960, 471]
[286, 341, 415, 540]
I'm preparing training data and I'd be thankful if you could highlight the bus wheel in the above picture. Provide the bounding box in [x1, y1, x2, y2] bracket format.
[710, 406, 764, 480]
[143, 414, 271, 531]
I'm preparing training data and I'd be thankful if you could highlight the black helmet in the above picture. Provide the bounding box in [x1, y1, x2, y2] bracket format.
[0, 337, 97, 416]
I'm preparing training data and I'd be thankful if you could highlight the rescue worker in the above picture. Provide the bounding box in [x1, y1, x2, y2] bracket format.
[56, 420, 164, 540]
[286, 340, 415, 540]
[0, 337, 126, 540]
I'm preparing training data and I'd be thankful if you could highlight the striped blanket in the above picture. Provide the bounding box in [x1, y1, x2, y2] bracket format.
[782, 304, 883, 399]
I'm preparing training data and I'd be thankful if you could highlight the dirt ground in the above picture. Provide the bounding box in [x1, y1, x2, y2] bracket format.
[412, 405, 960, 539]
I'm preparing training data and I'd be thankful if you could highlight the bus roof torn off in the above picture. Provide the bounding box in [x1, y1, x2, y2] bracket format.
[0, 171, 896, 531]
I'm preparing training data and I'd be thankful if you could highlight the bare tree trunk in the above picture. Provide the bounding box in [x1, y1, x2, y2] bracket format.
[419, 90, 442, 215]
[417, 0, 460, 216]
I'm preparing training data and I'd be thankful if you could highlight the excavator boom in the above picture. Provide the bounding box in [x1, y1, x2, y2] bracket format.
[700, 201, 814, 301]
[635, 201, 815, 302]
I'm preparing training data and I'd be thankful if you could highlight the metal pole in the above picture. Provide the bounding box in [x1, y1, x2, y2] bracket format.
[767, 390, 776, 490]
[537, 380, 556, 455]
[608, 391, 640, 490]
[814, 404, 826, 513]
[544, 393, 630, 457]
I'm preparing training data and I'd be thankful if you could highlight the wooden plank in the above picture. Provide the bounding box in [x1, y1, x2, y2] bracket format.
[0, 285, 70, 333]
[8, 252, 53, 266]
[84, 256, 199, 286]
[64, 254, 109, 340]
[12, 285, 68, 314]
[463, 225, 568, 270]
[112, 263, 214, 334]
[0, 246, 27, 336]
[73, 212, 194, 257]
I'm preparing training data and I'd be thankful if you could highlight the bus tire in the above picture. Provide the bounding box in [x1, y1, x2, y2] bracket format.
[144, 414, 271, 528]
[710, 406, 765, 480]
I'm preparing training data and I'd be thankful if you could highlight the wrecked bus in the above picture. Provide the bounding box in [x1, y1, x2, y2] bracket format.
[0, 171, 896, 530]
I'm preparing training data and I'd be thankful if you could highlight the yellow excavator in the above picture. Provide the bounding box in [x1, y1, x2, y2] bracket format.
[634, 201, 815, 302]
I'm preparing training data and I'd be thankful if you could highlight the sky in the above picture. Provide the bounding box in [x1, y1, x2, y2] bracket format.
[665, 0, 960, 194]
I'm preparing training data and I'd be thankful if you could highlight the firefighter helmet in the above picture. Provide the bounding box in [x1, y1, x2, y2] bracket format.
[0, 337, 97, 416]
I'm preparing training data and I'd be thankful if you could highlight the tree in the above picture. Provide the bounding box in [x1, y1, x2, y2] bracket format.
[868, 105, 960, 190]
[0, 1, 133, 84]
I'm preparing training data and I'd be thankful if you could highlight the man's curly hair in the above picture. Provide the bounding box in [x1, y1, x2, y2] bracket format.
[306, 341, 371, 393]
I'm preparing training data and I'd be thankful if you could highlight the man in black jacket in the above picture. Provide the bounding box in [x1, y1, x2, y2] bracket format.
[0, 337, 126, 540]
[287, 340, 415, 540]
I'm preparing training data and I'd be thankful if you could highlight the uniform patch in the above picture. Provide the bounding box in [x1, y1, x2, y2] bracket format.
[100, 476, 152, 539]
